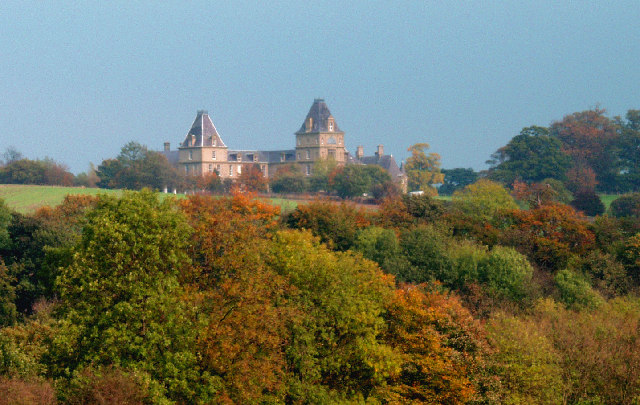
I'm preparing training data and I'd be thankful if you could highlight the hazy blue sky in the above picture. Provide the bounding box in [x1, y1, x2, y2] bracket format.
[1, 1, 639, 174]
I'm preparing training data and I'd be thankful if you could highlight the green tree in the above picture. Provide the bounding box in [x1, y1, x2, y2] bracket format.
[487, 126, 570, 184]
[452, 179, 518, 222]
[267, 230, 397, 402]
[405, 143, 444, 194]
[330, 164, 391, 198]
[96, 141, 179, 190]
[53, 191, 214, 402]
[439, 168, 478, 195]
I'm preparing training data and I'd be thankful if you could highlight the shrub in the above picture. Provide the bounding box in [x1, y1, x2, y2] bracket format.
[610, 193, 640, 218]
[554, 269, 603, 310]
[570, 190, 605, 216]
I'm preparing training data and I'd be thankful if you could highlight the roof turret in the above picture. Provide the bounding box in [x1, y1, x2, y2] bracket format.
[180, 110, 226, 148]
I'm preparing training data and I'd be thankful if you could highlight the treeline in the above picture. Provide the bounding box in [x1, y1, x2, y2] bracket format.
[442, 108, 640, 196]
[2, 184, 640, 403]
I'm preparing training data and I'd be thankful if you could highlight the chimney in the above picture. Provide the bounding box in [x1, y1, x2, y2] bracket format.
[356, 145, 364, 160]
[164, 142, 170, 152]
[376, 144, 384, 157]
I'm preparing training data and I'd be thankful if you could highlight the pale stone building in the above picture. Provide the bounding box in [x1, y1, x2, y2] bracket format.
[162, 98, 405, 185]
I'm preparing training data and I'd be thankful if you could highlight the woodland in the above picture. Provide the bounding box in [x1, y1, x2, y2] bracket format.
[2, 108, 640, 404]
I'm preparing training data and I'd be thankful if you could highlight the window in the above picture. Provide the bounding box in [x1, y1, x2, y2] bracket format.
[329, 120, 334, 131]
[216, 164, 221, 173]
[185, 165, 188, 174]
[328, 137, 337, 145]
[212, 138, 217, 146]
[237, 165, 242, 174]
[189, 151, 193, 160]
[306, 150, 310, 160]
[212, 150, 216, 160]
[208, 164, 213, 173]
[297, 152, 300, 160]
[306, 165, 311, 176]
[229, 165, 233, 176]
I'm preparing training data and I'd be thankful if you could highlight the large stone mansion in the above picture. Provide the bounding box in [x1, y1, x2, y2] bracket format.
[162, 99, 405, 185]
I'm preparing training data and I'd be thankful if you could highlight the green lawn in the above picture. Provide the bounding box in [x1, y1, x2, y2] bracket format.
[0, 185, 299, 214]
[599, 194, 620, 211]
[0, 185, 123, 214]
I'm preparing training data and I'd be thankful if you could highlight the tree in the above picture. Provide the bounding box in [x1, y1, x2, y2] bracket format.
[616, 110, 640, 191]
[239, 164, 267, 192]
[452, 179, 518, 222]
[270, 164, 308, 194]
[550, 108, 620, 192]
[330, 164, 391, 198]
[96, 141, 179, 190]
[54, 191, 212, 402]
[382, 285, 484, 403]
[404, 143, 444, 194]
[570, 190, 605, 216]
[285, 200, 369, 251]
[610, 193, 640, 218]
[439, 168, 478, 195]
[309, 158, 338, 192]
[266, 230, 397, 401]
[501, 203, 595, 271]
[2, 146, 23, 165]
[487, 126, 570, 184]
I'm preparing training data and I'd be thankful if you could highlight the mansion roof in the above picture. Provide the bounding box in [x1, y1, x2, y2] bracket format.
[180, 110, 227, 148]
[295, 98, 343, 134]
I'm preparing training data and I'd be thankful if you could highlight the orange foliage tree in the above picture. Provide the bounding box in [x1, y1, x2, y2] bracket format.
[382, 284, 493, 404]
[501, 203, 595, 271]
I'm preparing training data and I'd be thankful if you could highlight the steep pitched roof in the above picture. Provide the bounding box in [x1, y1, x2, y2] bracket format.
[361, 154, 404, 179]
[295, 99, 343, 134]
[180, 110, 227, 148]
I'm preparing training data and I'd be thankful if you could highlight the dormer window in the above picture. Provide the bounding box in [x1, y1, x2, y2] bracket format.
[212, 138, 217, 146]
[306, 117, 313, 132]
[328, 120, 334, 131]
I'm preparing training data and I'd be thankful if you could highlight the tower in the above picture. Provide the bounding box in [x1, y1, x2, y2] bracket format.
[178, 110, 228, 176]
[294, 99, 346, 173]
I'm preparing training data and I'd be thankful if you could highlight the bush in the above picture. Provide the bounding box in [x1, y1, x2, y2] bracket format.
[478, 246, 533, 301]
[570, 190, 605, 216]
[399, 226, 452, 283]
[610, 193, 640, 218]
[554, 269, 603, 310]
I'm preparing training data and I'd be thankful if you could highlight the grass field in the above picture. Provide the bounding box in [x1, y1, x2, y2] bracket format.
[0, 185, 299, 214]
[0, 185, 123, 214]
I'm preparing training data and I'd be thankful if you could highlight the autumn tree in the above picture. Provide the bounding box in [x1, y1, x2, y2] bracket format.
[179, 193, 288, 403]
[284, 200, 370, 251]
[501, 203, 595, 271]
[405, 143, 444, 195]
[550, 108, 620, 192]
[238, 164, 267, 192]
[382, 285, 485, 403]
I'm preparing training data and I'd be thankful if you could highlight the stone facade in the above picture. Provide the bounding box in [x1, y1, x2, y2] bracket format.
[163, 99, 405, 185]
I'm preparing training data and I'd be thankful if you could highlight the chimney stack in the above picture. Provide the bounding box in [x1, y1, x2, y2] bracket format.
[376, 144, 384, 157]
[356, 145, 364, 160]
[164, 142, 170, 152]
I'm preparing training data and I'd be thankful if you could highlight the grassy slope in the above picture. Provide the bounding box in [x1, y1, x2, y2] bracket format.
[0, 185, 122, 213]
[0, 185, 298, 214]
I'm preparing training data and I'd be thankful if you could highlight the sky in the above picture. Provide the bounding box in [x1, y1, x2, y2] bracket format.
[1, 1, 639, 174]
